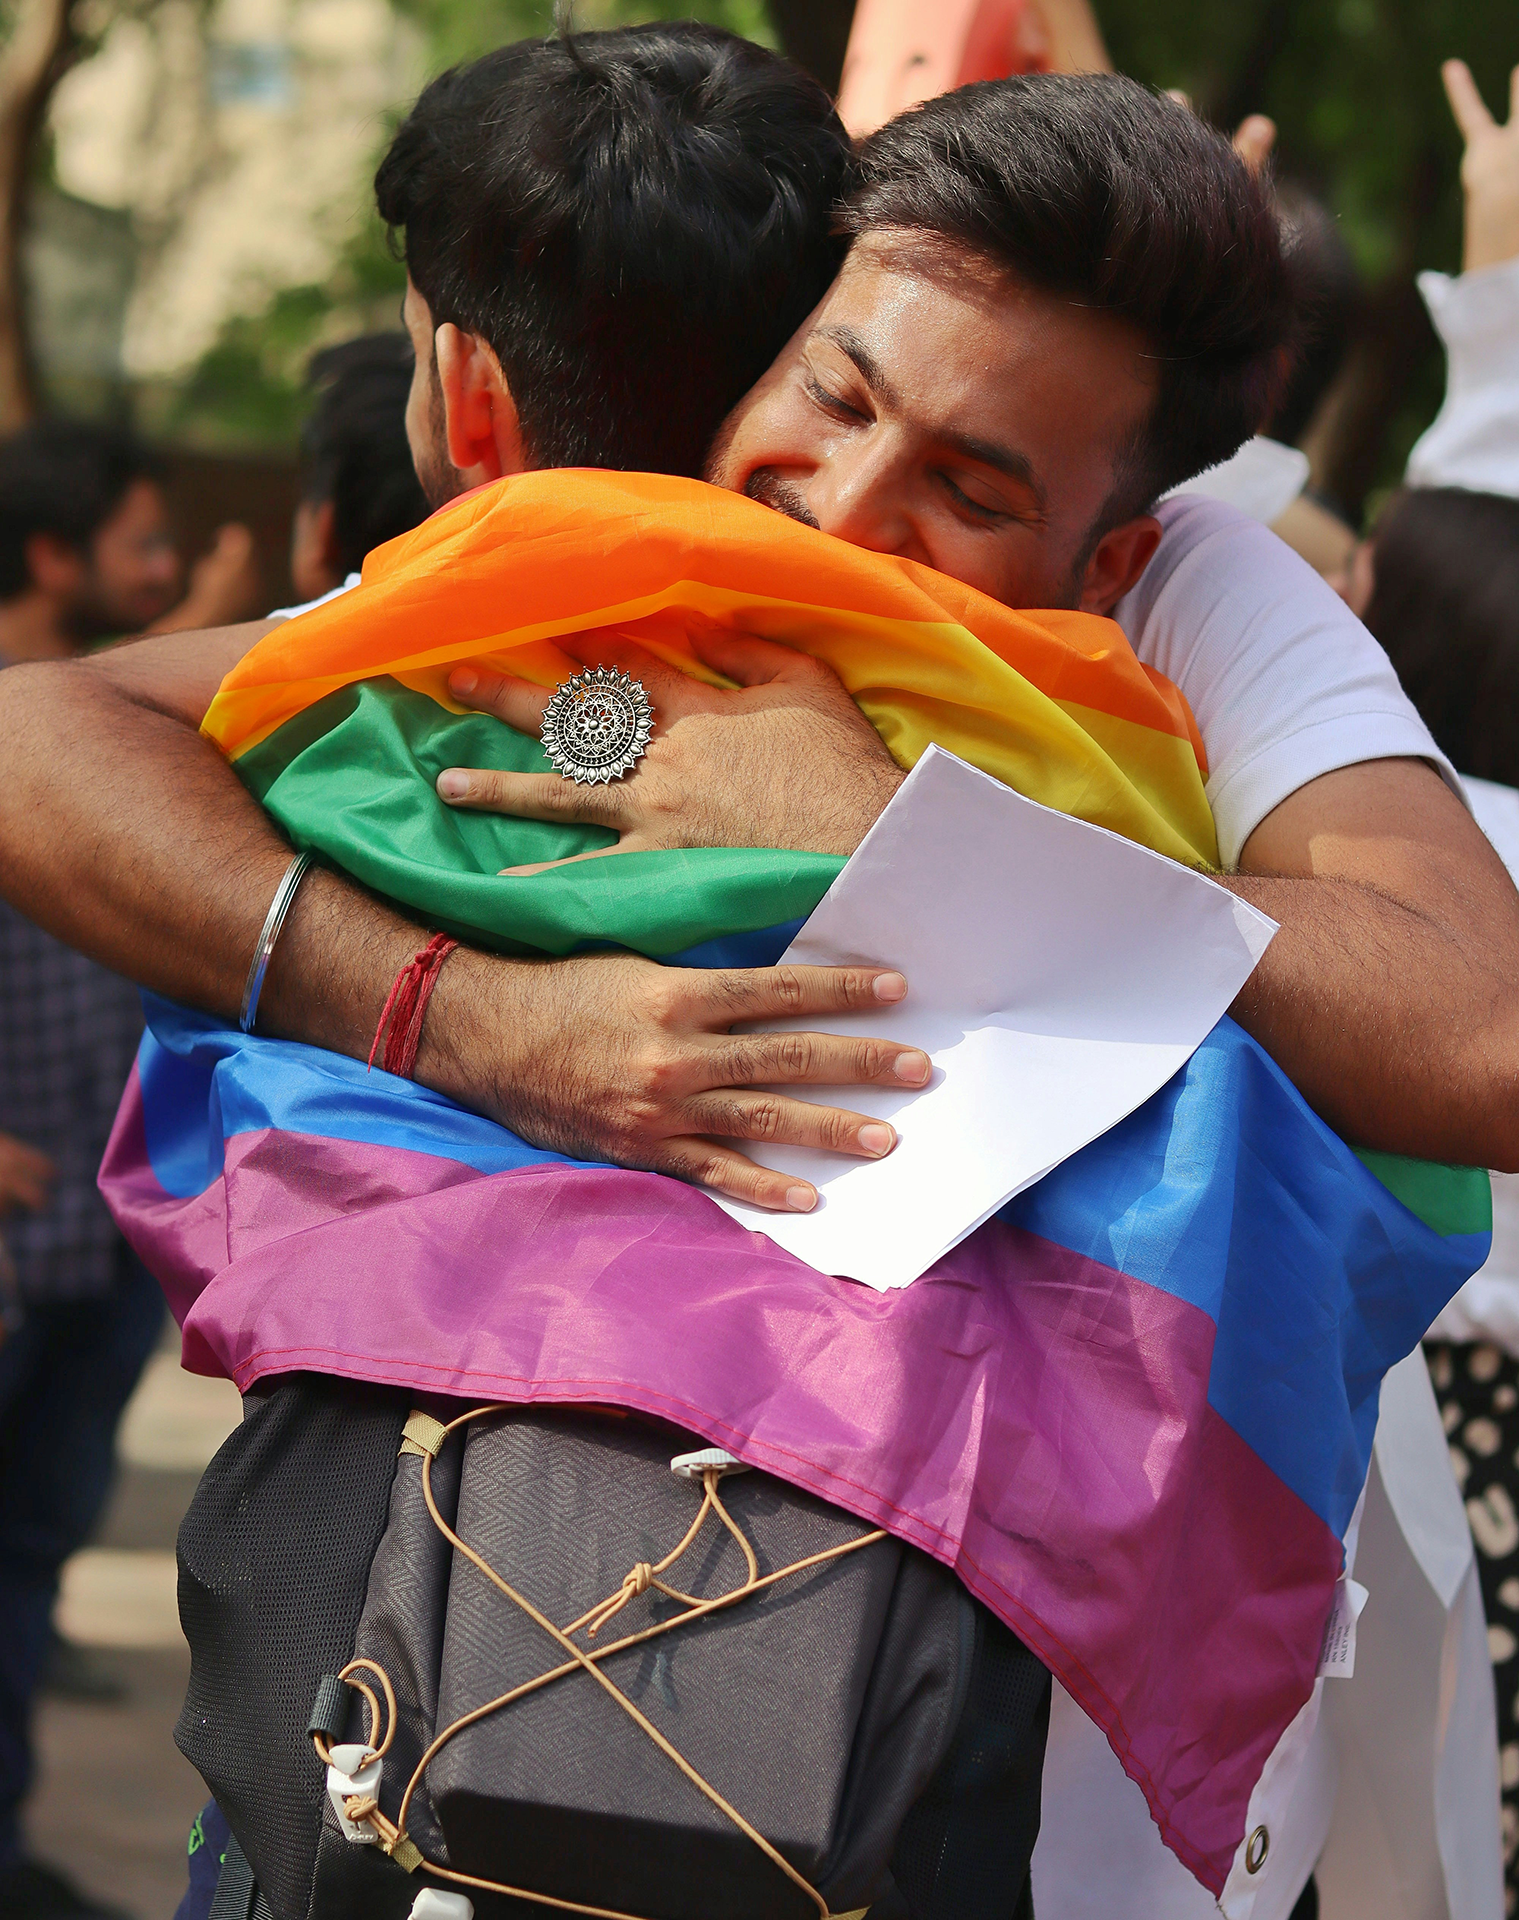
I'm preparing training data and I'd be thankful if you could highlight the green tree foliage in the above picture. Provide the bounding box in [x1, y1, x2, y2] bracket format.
[164, 218, 406, 447]
[171, 0, 772, 449]
[404, 0, 773, 82]
[179, 0, 1519, 515]
[1103, 0, 1502, 282]
[1100, 0, 1519, 515]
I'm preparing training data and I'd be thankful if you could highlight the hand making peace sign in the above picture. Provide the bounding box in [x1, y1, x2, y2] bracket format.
[1443, 57, 1519, 274]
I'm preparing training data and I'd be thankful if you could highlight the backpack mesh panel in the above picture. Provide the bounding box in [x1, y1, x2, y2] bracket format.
[889, 1605, 1052, 1920]
[175, 1375, 407, 1920]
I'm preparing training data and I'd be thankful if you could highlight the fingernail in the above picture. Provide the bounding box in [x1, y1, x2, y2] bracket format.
[786, 1185, 817, 1212]
[858, 1123, 894, 1156]
[436, 769, 469, 799]
[449, 667, 478, 696]
[893, 1051, 930, 1085]
[873, 971, 907, 1002]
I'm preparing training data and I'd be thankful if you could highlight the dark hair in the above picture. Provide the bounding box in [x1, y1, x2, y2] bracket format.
[1262, 183, 1359, 449]
[1363, 487, 1519, 786]
[840, 75, 1301, 530]
[301, 334, 429, 575]
[0, 420, 161, 602]
[375, 23, 850, 479]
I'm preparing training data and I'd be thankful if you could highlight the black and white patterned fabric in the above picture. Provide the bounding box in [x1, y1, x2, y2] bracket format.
[1426, 1337, 1519, 1911]
[0, 896, 141, 1302]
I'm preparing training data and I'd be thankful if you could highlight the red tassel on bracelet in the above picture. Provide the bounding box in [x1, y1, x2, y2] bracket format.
[368, 932, 459, 1079]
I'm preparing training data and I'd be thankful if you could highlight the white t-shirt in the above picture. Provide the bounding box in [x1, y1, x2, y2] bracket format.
[1116, 494, 1458, 868]
[272, 503, 1452, 872]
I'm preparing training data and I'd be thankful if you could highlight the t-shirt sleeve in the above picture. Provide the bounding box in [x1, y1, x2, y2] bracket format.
[1114, 496, 1462, 869]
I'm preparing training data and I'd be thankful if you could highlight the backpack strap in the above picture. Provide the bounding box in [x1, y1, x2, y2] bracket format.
[208, 1833, 273, 1920]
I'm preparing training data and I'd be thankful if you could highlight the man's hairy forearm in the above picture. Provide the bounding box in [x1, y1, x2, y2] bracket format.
[0, 658, 580, 1124]
[0, 656, 424, 1055]
[0, 642, 927, 1212]
[1224, 869, 1519, 1168]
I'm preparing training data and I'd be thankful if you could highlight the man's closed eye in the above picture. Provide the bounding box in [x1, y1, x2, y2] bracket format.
[804, 376, 870, 423]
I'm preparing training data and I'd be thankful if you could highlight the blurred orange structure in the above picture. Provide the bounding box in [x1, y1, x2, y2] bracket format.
[837, 0, 1111, 137]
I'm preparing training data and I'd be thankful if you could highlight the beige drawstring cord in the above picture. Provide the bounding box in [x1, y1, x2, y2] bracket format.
[314, 1403, 886, 1920]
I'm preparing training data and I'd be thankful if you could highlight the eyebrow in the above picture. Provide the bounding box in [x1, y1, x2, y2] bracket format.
[813, 322, 1049, 514]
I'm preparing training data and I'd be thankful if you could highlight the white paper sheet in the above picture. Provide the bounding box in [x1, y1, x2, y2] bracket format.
[714, 747, 1276, 1290]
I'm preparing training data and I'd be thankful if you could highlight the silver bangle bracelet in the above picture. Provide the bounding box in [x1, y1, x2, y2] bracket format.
[239, 852, 314, 1034]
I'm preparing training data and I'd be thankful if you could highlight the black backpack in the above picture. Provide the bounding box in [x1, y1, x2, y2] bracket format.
[176, 1375, 1049, 1920]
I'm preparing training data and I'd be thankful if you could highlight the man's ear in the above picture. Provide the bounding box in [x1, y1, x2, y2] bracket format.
[434, 323, 528, 486]
[24, 531, 85, 600]
[1077, 515, 1163, 615]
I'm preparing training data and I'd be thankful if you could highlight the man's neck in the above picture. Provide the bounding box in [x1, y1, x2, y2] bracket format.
[0, 591, 80, 663]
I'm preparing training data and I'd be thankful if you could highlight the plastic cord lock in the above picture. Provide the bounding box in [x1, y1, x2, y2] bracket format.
[669, 1446, 749, 1481]
[325, 1742, 382, 1843]
[409, 1893, 474, 1919]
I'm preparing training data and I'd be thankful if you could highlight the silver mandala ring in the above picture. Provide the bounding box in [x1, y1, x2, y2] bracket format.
[539, 665, 654, 785]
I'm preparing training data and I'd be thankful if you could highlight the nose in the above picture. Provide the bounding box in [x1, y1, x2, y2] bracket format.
[802, 433, 916, 558]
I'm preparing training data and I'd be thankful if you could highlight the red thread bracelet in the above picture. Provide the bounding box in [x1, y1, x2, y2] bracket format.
[368, 933, 460, 1079]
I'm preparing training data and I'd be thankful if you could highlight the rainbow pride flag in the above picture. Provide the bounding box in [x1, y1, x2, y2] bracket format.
[202, 469, 1217, 954]
[104, 473, 1489, 1906]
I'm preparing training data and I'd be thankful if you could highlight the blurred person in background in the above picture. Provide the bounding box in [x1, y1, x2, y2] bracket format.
[286, 334, 429, 607]
[1336, 56, 1519, 617]
[1342, 56, 1519, 1912]
[0, 422, 260, 661]
[1252, 181, 1364, 575]
[1361, 487, 1519, 782]
[1168, 129, 1367, 575]
[0, 419, 255, 1920]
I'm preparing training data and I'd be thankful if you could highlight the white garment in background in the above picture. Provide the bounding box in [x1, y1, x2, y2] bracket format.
[265, 570, 360, 621]
[1032, 1356, 1503, 1920]
[1164, 433, 1311, 525]
[1406, 258, 1519, 501]
[1314, 1356, 1502, 1920]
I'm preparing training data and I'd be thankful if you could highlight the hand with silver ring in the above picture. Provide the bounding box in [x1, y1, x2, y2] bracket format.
[435, 630, 904, 873]
[539, 665, 654, 785]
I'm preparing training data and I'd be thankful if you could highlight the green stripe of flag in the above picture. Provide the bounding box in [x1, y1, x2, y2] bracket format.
[1354, 1149, 1492, 1240]
[239, 678, 843, 958]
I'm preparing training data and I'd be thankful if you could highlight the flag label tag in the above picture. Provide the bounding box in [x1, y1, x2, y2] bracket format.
[1317, 1575, 1369, 1678]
